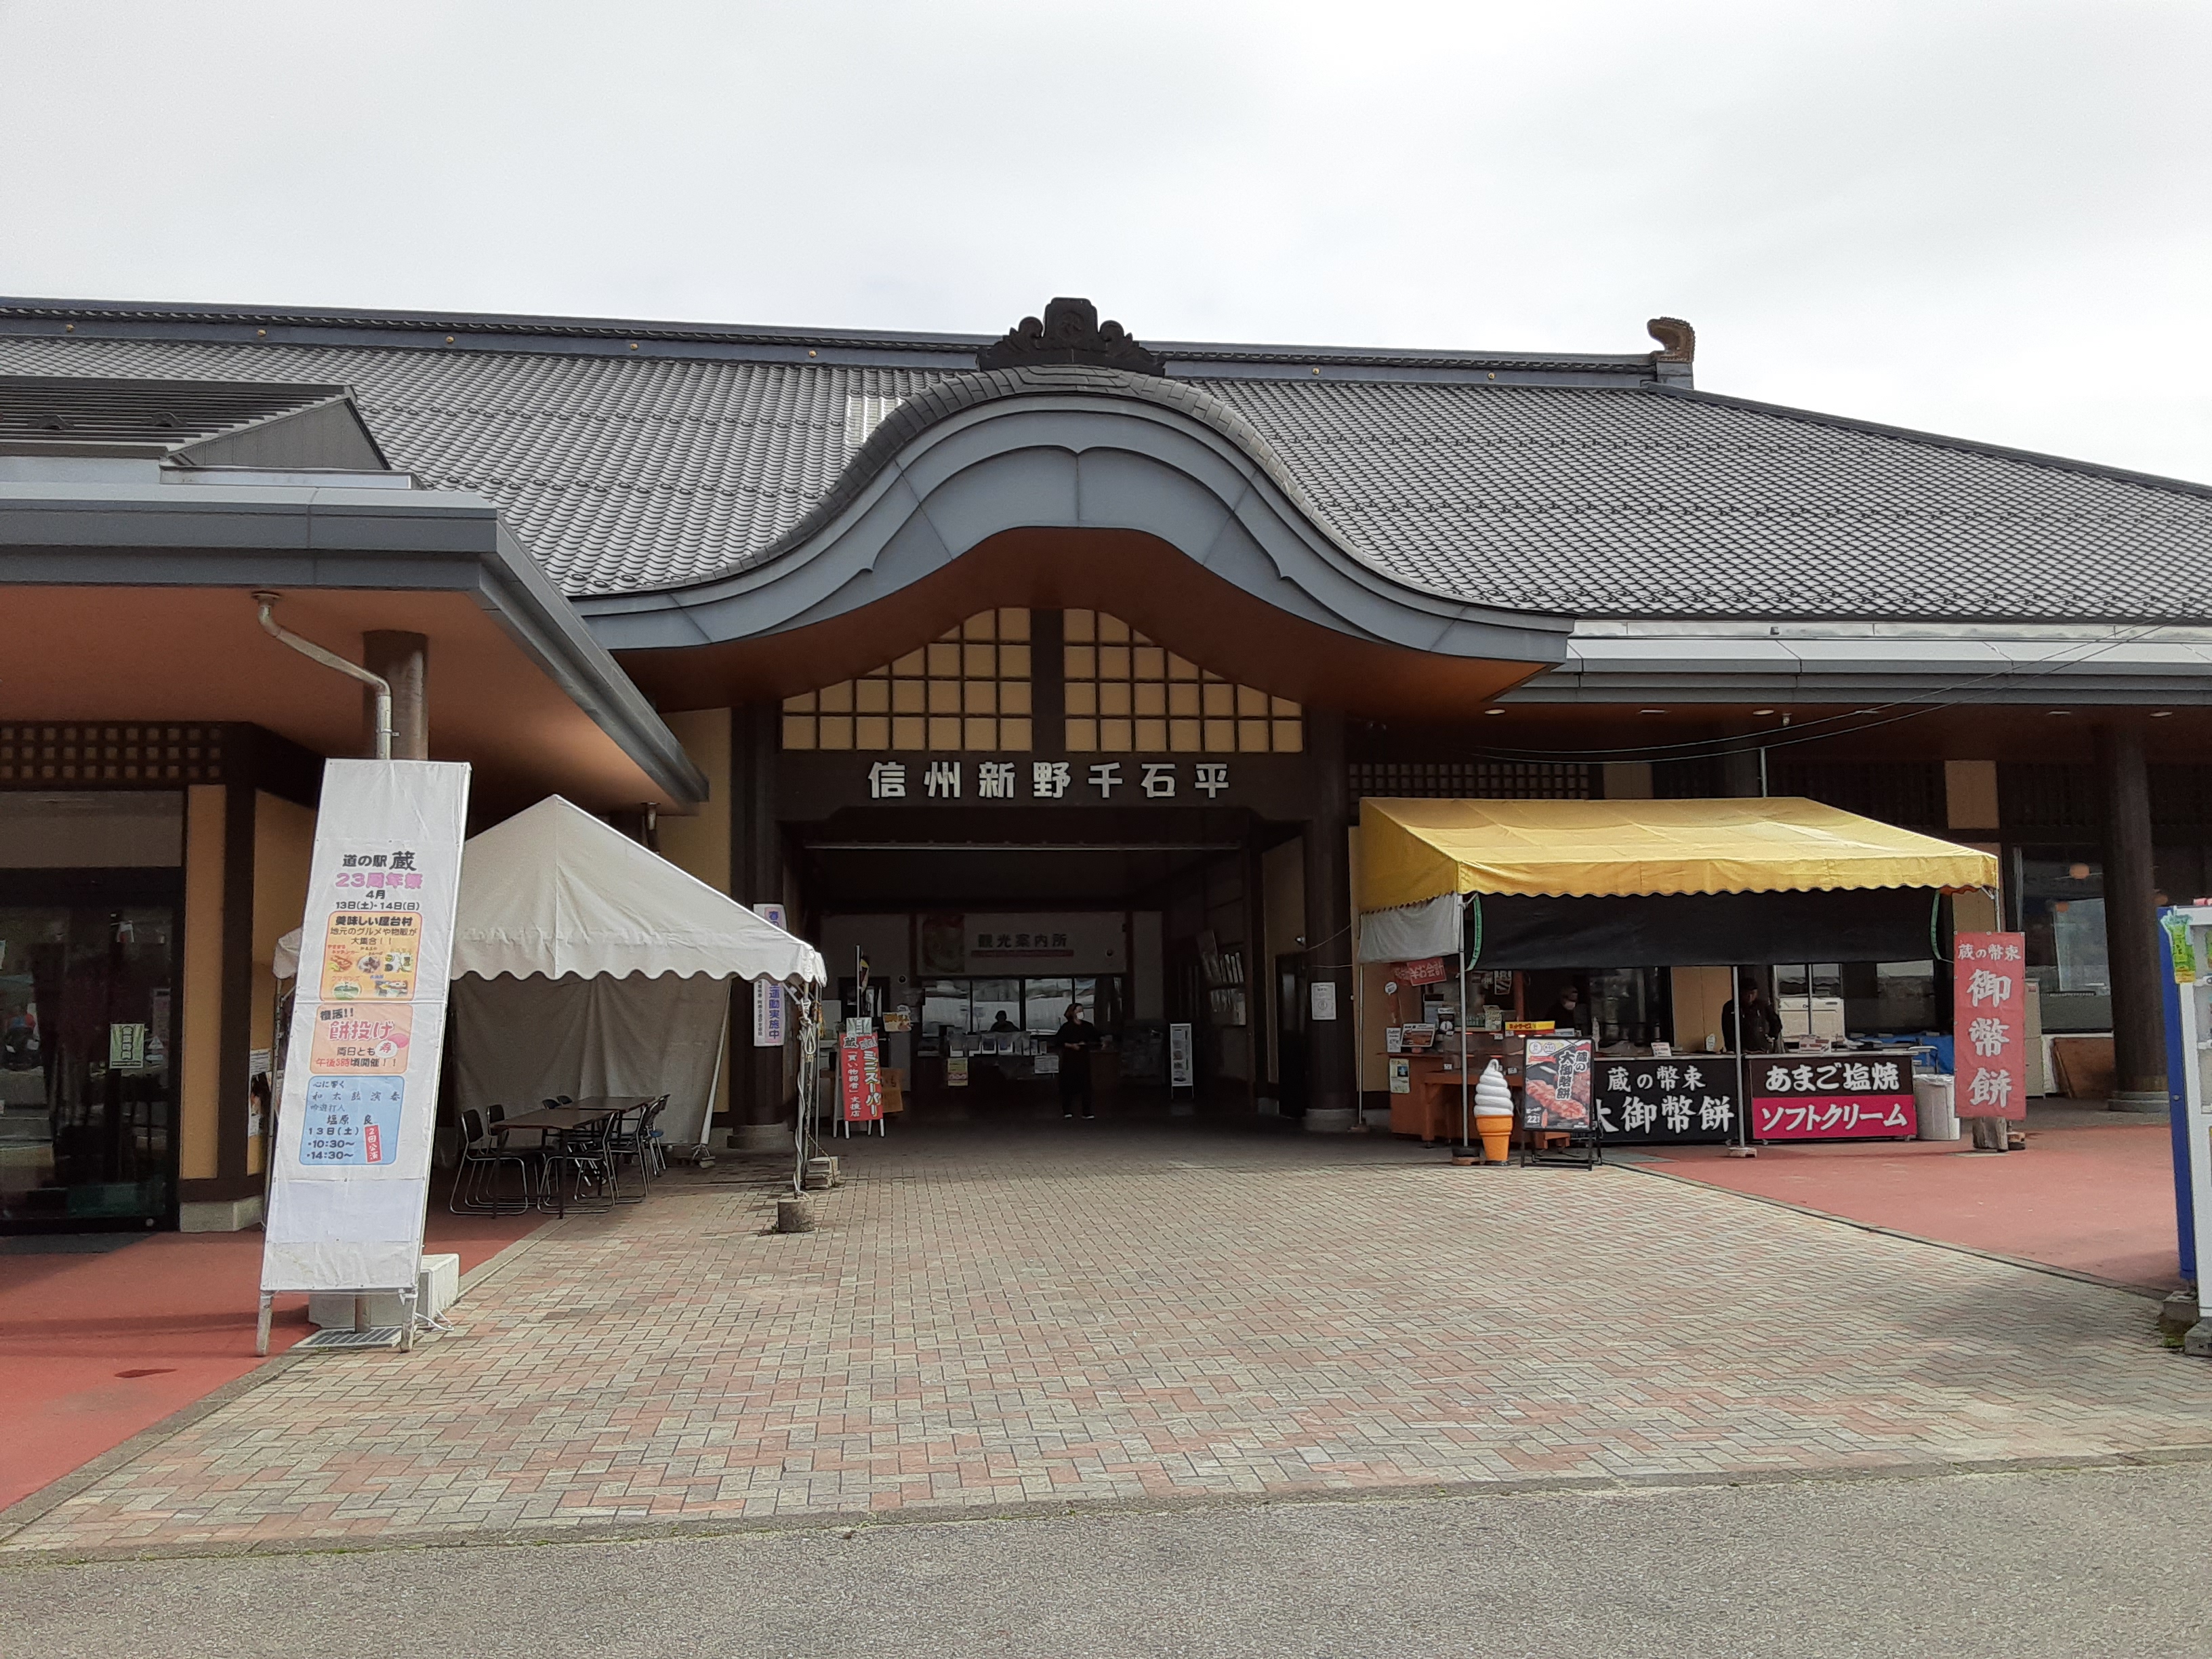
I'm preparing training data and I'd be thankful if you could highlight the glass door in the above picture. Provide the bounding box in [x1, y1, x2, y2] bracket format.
[0, 872, 181, 1231]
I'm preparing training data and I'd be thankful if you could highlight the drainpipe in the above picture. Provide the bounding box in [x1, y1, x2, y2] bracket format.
[252, 592, 394, 760]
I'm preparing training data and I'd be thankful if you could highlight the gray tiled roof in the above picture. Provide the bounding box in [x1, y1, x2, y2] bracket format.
[0, 372, 353, 452]
[2, 321, 2209, 623]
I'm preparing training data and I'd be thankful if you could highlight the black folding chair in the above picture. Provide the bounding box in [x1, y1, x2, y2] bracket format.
[453, 1107, 535, 1214]
[606, 1095, 671, 1195]
[539, 1110, 619, 1215]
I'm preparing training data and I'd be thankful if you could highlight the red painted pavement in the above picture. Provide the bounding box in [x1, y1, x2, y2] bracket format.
[1656, 1120, 2183, 1292]
[0, 1205, 541, 1513]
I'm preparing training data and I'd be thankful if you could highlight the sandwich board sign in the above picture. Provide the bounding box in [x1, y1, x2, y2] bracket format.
[258, 760, 469, 1353]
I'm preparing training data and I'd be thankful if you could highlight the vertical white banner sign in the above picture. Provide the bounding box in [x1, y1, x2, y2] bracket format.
[752, 901, 787, 1046]
[1168, 1022, 1194, 1089]
[261, 760, 470, 1297]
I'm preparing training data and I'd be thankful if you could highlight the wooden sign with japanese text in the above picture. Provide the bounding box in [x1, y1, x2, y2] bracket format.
[1953, 930, 2027, 1121]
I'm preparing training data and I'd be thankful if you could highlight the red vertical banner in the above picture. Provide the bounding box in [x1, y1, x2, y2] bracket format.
[1954, 930, 2027, 1120]
[840, 1031, 883, 1122]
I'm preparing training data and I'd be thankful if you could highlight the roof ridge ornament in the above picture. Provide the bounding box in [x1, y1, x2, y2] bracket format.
[977, 297, 1166, 375]
[1646, 316, 1696, 364]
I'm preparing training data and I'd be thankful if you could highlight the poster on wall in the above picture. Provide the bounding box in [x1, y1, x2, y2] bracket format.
[1521, 1037, 1593, 1130]
[1168, 1022, 1194, 1089]
[919, 914, 966, 975]
[752, 901, 788, 1047]
[261, 760, 470, 1300]
[1749, 1052, 1917, 1139]
[1953, 930, 2027, 1122]
[1594, 1057, 1738, 1143]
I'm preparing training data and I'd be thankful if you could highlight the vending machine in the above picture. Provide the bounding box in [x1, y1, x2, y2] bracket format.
[2156, 905, 2211, 1353]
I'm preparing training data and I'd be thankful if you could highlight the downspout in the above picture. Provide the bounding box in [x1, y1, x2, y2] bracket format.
[253, 592, 393, 760]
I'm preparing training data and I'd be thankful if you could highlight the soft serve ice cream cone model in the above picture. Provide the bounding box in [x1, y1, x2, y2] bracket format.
[1473, 1058, 1515, 1163]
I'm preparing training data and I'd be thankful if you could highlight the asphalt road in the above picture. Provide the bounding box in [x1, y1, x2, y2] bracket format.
[8, 1462, 2209, 1658]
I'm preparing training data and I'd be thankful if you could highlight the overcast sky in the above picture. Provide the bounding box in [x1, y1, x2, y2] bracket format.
[2, 1, 2205, 479]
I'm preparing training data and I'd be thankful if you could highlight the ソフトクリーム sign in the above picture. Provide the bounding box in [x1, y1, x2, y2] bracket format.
[261, 760, 470, 1307]
[1749, 1052, 1917, 1140]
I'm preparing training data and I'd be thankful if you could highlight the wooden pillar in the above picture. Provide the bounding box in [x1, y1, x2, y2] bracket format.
[2097, 720, 2167, 1107]
[731, 702, 788, 1149]
[1302, 706, 1353, 1119]
[363, 631, 429, 760]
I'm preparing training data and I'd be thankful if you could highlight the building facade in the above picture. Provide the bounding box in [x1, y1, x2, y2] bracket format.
[4, 295, 2210, 1227]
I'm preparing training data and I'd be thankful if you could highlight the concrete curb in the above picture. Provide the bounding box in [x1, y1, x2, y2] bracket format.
[0, 1218, 564, 1547]
[4, 1445, 2211, 1568]
[1618, 1160, 2177, 1303]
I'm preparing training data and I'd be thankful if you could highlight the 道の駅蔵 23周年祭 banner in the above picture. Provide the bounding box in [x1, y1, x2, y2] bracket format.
[1748, 1052, 1917, 1140]
[261, 760, 470, 1298]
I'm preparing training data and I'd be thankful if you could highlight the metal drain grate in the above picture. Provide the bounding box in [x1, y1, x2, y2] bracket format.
[295, 1326, 405, 1352]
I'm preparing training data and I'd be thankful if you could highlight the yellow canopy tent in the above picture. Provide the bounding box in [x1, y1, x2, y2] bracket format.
[1359, 796, 1999, 911]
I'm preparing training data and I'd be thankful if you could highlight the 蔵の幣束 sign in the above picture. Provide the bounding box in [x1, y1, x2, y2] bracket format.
[1748, 1052, 1917, 1140]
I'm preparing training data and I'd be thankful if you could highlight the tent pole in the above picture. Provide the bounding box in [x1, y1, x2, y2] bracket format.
[1459, 899, 1471, 1152]
[699, 996, 731, 1165]
[1351, 912, 1364, 1129]
[1732, 964, 1750, 1148]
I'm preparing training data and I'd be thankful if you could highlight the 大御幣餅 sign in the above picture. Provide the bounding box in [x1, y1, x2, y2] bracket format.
[1953, 930, 2026, 1122]
[262, 760, 470, 1301]
[1749, 1052, 1917, 1140]
[1594, 1058, 1739, 1142]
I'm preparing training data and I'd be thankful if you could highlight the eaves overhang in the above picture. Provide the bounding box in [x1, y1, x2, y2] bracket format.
[1515, 620, 2212, 707]
[0, 480, 706, 808]
[572, 363, 1574, 674]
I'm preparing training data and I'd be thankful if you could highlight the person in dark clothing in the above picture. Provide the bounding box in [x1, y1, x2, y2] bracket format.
[1542, 984, 1587, 1034]
[1053, 1004, 1097, 1120]
[1722, 981, 1782, 1053]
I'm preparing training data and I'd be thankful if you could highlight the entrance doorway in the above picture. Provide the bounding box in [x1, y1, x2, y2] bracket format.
[796, 804, 1296, 1132]
[0, 871, 180, 1231]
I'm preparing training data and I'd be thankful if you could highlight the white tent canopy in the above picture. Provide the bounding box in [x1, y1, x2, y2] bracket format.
[273, 798, 823, 1156]
[451, 795, 823, 987]
[445, 796, 823, 1149]
[407, 795, 819, 1153]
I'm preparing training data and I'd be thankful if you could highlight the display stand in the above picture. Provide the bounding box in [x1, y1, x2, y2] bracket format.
[1518, 1035, 1603, 1169]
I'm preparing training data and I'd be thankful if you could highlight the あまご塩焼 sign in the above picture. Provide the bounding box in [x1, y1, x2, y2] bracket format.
[1748, 1052, 1916, 1139]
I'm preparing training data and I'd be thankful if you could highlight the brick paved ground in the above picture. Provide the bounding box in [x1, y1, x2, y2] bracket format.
[5, 1123, 2210, 1556]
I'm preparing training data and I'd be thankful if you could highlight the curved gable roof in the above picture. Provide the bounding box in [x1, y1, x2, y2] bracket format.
[3, 300, 2211, 628]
